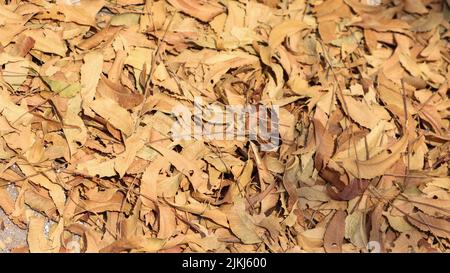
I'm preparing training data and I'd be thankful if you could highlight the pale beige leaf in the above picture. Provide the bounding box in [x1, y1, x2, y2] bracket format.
[226, 198, 261, 244]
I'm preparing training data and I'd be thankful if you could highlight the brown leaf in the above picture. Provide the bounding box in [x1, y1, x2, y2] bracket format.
[324, 210, 346, 253]
[167, 0, 224, 22]
[407, 213, 450, 240]
[327, 179, 370, 201]
[341, 134, 408, 179]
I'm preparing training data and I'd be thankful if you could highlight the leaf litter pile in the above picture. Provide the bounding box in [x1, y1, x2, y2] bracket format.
[0, 0, 449, 253]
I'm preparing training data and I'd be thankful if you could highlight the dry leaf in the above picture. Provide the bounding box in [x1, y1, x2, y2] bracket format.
[0, 0, 447, 254]
[324, 210, 346, 253]
[167, 0, 224, 22]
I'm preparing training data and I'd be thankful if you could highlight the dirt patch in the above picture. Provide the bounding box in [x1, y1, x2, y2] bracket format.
[0, 208, 27, 253]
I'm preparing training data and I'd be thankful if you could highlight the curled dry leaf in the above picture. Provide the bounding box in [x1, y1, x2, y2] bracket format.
[341, 134, 408, 179]
[269, 20, 308, 52]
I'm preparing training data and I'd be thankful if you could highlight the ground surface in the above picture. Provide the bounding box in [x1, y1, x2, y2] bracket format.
[0, 0, 449, 253]
[0, 186, 27, 253]
[0, 209, 28, 253]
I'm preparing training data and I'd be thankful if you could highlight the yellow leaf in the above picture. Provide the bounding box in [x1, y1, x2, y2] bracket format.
[43, 78, 81, 98]
[110, 13, 140, 27]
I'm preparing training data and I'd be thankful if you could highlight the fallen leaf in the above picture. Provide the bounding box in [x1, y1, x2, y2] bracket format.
[324, 210, 346, 253]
